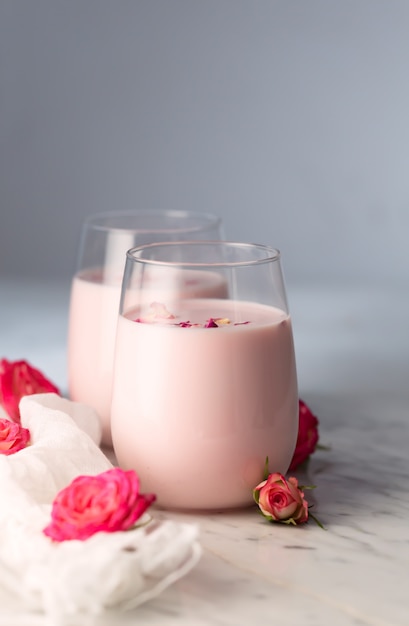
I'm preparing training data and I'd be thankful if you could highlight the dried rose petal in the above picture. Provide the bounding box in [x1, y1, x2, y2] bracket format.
[134, 302, 175, 323]
[134, 306, 252, 329]
[204, 318, 218, 328]
[150, 302, 175, 319]
[214, 318, 231, 325]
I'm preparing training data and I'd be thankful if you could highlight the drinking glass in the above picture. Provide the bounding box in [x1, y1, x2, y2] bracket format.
[111, 241, 298, 510]
[67, 211, 224, 446]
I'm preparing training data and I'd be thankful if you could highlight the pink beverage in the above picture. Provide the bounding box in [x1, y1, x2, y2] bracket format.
[68, 269, 228, 445]
[111, 298, 298, 510]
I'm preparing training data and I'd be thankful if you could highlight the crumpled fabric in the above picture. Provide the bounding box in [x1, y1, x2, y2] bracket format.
[0, 393, 201, 625]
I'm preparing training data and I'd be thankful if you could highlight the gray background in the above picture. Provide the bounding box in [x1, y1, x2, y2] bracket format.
[1, 0, 408, 287]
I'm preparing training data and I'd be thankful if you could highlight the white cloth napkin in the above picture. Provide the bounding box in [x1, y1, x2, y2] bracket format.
[0, 394, 201, 625]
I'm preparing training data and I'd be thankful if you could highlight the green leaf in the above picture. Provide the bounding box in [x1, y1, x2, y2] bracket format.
[309, 511, 326, 530]
[263, 456, 270, 480]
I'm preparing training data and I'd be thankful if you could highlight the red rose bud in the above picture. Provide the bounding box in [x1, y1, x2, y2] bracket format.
[289, 399, 319, 471]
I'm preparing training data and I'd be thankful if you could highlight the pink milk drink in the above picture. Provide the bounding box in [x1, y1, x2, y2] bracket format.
[67, 211, 224, 446]
[111, 242, 298, 510]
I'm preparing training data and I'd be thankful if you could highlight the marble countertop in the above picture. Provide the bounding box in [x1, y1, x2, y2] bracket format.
[0, 278, 408, 626]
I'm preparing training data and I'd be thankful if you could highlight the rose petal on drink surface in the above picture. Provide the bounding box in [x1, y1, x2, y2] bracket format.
[204, 318, 219, 328]
[150, 302, 175, 319]
[134, 302, 176, 323]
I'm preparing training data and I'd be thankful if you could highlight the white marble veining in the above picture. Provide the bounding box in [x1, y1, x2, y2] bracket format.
[0, 278, 408, 626]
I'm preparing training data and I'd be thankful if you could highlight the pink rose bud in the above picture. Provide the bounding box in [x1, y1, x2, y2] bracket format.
[43, 468, 156, 542]
[0, 417, 30, 455]
[0, 358, 60, 423]
[253, 472, 309, 525]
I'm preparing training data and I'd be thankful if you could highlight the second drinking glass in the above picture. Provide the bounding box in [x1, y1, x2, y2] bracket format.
[67, 211, 224, 446]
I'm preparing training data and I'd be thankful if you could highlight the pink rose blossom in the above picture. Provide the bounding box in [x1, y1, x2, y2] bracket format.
[0, 358, 60, 423]
[289, 399, 319, 471]
[0, 417, 30, 454]
[253, 472, 309, 525]
[43, 468, 156, 542]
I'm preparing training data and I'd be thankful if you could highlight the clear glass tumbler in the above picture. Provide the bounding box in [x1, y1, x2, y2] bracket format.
[67, 211, 224, 446]
[111, 241, 298, 510]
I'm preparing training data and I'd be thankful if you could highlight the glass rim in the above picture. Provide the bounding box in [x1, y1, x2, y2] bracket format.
[126, 241, 281, 268]
[83, 210, 223, 234]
